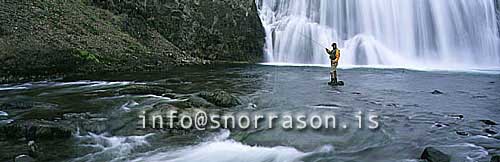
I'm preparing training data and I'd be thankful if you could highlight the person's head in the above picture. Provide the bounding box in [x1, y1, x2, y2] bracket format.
[331, 43, 337, 49]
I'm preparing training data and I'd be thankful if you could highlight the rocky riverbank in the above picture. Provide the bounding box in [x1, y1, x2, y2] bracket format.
[0, 0, 265, 83]
[0, 80, 244, 161]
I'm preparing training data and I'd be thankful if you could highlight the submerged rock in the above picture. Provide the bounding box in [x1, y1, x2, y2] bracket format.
[480, 119, 498, 125]
[431, 90, 444, 95]
[455, 131, 469, 136]
[118, 85, 173, 96]
[0, 120, 73, 140]
[198, 90, 241, 107]
[484, 128, 498, 135]
[14, 154, 35, 162]
[0, 101, 58, 110]
[492, 155, 500, 162]
[0, 101, 60, 120]
[421, 147, 451, 162]
[163, 78, 184, 84]
[448, 114, 464, 119]
[187, 96, 216, 108]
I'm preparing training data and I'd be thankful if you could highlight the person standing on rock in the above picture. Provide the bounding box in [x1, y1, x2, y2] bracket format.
[325, 43, 341, 85]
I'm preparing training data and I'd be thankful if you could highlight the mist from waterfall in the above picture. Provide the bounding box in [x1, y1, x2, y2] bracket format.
[256, 0, 500, 70]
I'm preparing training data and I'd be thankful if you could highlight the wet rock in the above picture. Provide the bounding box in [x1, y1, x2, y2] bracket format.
[14, 154, 35, 162]
[315, 103, 342, 107]
[62, 112, 108, 134]
[455, 131, 469, 136]
[0, 120, 73, 140]
[433, 122, 449, 128]
[493, 134, 500, 140]
[186, 96, 215, 108]
[0, 101, 60, 120]
[421, 147, 451, 162]
[484, 128, 498, 135]
[198, 90, 241, 107]
[63, 112, 91, 120]
[480, 119, 498, 125]
[386, 103, 400, 108]
[118, 85, 173, 96]
[492, 155, 500, 162]
[472, 95, 488, 99]
[167, 95, 214, 109]
[164, 78, 184, 84]
[431, 90, 444, 95]
[448, 114, 464, 120]
[0, 101, 58, 110]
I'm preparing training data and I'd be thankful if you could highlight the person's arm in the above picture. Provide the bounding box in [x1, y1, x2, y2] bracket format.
[325, 48, 331, 55]
[334, 50, 340, 63]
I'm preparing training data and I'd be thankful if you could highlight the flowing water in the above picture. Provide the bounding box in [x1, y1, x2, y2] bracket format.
[0, 64, 499, 162]
[256, 0, 500, 70]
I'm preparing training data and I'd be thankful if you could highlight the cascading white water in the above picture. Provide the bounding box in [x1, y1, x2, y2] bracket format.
[256, 0, 500, 70]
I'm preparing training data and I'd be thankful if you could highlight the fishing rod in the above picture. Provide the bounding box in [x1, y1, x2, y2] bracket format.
[297, 32, 329, 49]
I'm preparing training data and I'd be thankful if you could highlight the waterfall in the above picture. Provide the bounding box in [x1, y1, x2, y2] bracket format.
[256, 0, 500, 69]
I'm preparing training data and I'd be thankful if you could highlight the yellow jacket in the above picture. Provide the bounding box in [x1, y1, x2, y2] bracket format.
[326, 48, 340, 63]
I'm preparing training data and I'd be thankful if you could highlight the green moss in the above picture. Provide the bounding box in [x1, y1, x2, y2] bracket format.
[76, 50, 100, 63]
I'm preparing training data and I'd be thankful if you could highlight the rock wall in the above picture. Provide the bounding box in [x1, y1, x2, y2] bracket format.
[0, 0, 265, 79]
[90, 0, 265, 62]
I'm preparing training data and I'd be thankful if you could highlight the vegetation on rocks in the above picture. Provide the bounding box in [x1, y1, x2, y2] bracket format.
[0, 0, 265, 82]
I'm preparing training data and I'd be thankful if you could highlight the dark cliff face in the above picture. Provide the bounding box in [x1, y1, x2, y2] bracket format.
[90, 0, 265, 62]
[0, 0, 265, 78]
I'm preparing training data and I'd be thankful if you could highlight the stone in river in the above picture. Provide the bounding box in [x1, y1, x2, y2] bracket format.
[484, 128, 498, 135]
[0, 120, 73, 140]
[431, 90, 444, 95]
[480, 119, 498, 125]
[455, 131, 469, 136]
[421, 147, 451, 162]
[198, 90, 241, 107]
[448, 114, 464, 119]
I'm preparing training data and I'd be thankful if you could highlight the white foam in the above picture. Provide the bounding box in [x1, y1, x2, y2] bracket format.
[0, 111, 9, 116]
[73, 132, 154, 162]
[131, 130, 307, 162]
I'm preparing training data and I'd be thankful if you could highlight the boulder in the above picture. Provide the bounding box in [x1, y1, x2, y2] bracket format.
[198, 90, 241, 107]
[421, 147, 451, 162]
